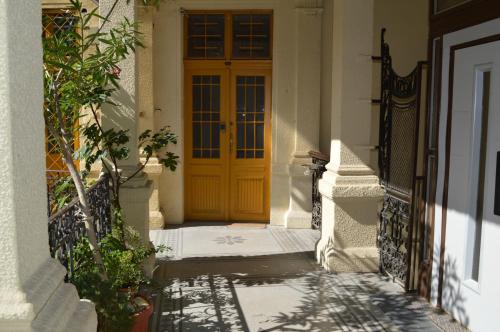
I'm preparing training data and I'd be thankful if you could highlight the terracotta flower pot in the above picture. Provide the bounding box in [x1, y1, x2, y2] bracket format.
[131, 296, 153, 332]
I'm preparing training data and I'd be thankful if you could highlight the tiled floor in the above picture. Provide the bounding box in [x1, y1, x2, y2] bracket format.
[149, 223, 466, 332]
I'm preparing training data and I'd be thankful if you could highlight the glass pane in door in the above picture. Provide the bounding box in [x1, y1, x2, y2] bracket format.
[192, 75, 221, 158]
[235, 76, 265, 159]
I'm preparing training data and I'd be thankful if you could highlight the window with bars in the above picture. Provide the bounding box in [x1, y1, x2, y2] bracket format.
[236, 76, 265, 159]
[186, 14, 225, 59]
[232, 14, 271, 59]
[185, 12, 272, 60]
[192, 75, 222, 158]
[43, 10, 79, 172]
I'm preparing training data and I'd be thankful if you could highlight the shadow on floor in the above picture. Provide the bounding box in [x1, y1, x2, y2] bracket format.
[148, 251, 460, 332]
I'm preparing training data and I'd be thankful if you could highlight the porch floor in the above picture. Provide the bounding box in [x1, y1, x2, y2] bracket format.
[148, 223, 465, 332]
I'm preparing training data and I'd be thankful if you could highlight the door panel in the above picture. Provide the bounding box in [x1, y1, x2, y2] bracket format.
[185, 69, 229, 220]
[230, 71, 271, 220]
[444, 40, 500, 331]
[184, 66, 271, 221]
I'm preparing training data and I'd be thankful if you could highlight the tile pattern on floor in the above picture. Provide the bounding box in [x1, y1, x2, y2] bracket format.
[149, 225, 467, 332]
[150, 226, 320, 260]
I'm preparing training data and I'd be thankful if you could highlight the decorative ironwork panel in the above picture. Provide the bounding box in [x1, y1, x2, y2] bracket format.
[48, 175, 112, 276]
[377, 29, 424, 290]
[308, 151, 329, 230]
[379, 193, 411, 282]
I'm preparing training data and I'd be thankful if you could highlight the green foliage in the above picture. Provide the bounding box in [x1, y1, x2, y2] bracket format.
[71, 230, 167, 331]
[139, 127, 179, 171]
[71, 237, 134, 332]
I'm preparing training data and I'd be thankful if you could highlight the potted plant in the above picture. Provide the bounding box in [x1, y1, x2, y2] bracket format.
[71, 227, 167, 332]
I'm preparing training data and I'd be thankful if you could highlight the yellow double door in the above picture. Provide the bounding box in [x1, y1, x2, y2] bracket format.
[184, 62, 271, 222]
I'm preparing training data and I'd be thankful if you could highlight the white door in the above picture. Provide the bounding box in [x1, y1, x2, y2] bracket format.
[444, 40, 500, 331]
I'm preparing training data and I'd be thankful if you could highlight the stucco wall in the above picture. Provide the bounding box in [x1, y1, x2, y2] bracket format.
[1, 0, 47, 291]
[320, 0, 333, 155]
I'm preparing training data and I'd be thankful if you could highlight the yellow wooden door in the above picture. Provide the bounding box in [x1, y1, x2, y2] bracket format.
[184, 64, 271, 221]
[185, 66, 230, 220]
[229, 67, 271, 221]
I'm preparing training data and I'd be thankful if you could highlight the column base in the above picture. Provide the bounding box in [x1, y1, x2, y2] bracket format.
[120, 171, 153, 243]
[317, 247, 379, 273]
[0, 259, 97, 332]
[316, 167, 383, 273]
[149, 210, 165, 230]
[142, 158, 166, 230]
[284, 159, 313, 229]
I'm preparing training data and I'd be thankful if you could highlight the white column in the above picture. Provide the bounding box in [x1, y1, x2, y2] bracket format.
[285, 0, 323, 228]
[0, 1, 96, 331]
[100, 0, 153, 241]
[316, 0, 384, 272]
[136, 5, 165, 229]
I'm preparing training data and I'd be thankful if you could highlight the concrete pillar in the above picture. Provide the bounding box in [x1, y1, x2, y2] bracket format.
[0, 1, 97, 330]
[316, 0, 384, 272]
[285, 0, 323, 228]
[137, 5, 166, 229]
[100, 0, 153, 241]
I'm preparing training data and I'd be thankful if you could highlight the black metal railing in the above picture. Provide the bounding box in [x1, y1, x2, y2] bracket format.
[309, 150, 330, 230]
[48, 174, 112, 275]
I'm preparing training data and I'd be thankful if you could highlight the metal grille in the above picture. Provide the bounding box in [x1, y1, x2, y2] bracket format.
[48, 175, 112, 276]
[309, 151, 329, 230]
[377, 29, 425, 290]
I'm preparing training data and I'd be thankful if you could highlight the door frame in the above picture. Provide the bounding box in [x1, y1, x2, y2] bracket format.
[183, 59, 272, 222]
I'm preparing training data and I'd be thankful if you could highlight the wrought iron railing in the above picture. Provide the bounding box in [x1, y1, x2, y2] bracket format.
[48, 174, 112, 275]
[309, 150, 330, 230]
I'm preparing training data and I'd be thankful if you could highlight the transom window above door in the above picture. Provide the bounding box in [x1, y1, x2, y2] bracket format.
[184, 11, 273, 60]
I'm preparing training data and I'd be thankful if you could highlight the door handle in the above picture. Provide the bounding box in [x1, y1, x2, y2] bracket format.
[220, 122, 226, 132]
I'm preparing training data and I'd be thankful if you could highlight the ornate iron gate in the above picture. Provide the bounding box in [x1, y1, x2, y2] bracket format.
[376, 29, 426, 290]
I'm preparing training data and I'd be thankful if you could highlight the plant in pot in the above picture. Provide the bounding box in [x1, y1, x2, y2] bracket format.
[71, 228, 167, 332]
